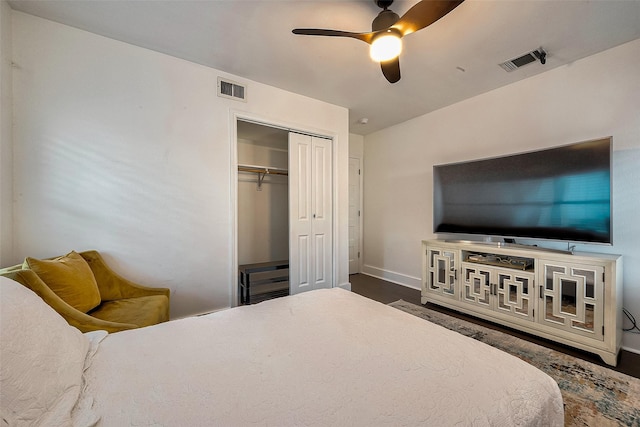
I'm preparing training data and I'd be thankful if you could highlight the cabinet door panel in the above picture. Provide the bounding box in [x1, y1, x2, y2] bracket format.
[461, 264, 492, 308]
[426, 248, 458, 299]
[538, 261, 604, 340]
[495, 271, 535, 321]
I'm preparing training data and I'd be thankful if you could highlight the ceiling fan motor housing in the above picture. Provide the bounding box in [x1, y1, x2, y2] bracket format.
[372, 9, 400, 31]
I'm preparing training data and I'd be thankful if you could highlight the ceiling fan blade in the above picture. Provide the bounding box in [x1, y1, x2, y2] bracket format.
[393, 0, 464, 36]
[292, 28, 374, 44]
[380, 57, 401, 83]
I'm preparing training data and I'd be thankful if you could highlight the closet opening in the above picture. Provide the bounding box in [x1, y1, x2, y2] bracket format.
[237, 120, 290, 305]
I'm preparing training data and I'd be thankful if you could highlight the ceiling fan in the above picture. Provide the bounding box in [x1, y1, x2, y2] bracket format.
[292, 0, 464, 83]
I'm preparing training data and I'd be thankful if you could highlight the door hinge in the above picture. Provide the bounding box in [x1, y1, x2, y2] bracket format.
[602, 325, 605, 335]
[358, 169, 361, 175]
[603, 272, 605, 282]
[358, 251, 360, 258]
[358, 210, 361, 217]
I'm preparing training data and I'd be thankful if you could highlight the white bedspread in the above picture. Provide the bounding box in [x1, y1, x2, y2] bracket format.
[75, 288, 563, 426]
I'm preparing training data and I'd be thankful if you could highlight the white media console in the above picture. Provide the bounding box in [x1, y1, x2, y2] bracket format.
[422, 239, 623, 366]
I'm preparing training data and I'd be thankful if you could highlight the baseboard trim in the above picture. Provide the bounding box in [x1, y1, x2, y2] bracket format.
[361, 265, 421, 290]
[337, 282, 352, 291]
[622, 345, 640, 355]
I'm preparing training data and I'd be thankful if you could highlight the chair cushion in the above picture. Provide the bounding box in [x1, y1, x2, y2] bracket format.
[89, 295, 169, 328]
[23, 251, 101, 313]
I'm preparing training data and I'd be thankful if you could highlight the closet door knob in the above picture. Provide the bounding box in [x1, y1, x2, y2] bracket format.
[313, 214, 316, 218]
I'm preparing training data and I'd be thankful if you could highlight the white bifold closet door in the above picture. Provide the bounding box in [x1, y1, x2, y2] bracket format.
[289, 132, 333, 294]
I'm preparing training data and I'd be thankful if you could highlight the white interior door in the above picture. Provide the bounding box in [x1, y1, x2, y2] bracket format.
[289, 132, 332, 294]
[348, 157, 361, 274]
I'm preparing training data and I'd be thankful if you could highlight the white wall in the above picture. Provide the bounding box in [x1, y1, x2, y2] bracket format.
[0, 0, 12, 266]
[349, 133, 364, 159]
[10, 11, 350, 317]
[363, 39, 640, 352]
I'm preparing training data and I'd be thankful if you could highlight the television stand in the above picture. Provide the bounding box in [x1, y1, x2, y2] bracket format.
[422, 239, 623, 366]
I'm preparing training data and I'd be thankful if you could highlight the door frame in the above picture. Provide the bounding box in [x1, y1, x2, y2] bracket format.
[229, 110, 338, 307]
[348, 155, 363, 274]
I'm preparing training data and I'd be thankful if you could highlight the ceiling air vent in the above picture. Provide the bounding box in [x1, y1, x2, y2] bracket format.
[499, 48, 546, 72]
[217, 77, 247, 102]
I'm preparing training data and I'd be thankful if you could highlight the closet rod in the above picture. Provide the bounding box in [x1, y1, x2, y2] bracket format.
[238, 163, 288, 190]
[237, 163, 288, 176]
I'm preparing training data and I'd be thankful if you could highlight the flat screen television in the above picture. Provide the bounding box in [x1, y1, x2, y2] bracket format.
[433, 137, 612, 244]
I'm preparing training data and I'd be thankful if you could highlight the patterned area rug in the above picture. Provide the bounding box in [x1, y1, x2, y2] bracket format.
[389, 300, 640, 427]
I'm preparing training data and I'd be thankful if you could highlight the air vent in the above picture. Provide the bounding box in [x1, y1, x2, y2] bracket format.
[499, 48, 546, 72]
[217, 77, 247, 102]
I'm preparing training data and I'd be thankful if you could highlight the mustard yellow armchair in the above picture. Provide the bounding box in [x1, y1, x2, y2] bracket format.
[0, 250, 170, 333]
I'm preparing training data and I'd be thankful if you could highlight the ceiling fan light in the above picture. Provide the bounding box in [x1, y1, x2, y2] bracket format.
[369, 33, 402, 62]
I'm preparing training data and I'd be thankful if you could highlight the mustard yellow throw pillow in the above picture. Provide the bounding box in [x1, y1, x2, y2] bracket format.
[23, 251, 101, 313]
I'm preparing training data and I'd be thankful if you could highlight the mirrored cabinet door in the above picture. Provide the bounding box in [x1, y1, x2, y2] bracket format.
[426, 247, 458, 299]
[538, 261, 604, 340]
[461, 263, 492, 309]
[495, 270, 535, 321]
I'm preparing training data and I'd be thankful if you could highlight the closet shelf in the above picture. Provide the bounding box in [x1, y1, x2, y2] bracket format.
[238, 163, 288, 190]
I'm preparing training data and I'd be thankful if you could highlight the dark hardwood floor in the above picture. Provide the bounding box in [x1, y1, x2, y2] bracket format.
[350, 273, 640, 379]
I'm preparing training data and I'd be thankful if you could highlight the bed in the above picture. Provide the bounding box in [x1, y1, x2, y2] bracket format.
[0, 276, 563, 426]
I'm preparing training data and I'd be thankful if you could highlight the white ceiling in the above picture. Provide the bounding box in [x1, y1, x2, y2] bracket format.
[8, 0, 640, 135]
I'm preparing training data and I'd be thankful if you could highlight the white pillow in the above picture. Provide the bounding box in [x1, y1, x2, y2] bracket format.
[0, 276, 89, 426]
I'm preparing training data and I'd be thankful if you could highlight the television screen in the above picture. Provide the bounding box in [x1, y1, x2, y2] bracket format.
[433, 138, 612, 244]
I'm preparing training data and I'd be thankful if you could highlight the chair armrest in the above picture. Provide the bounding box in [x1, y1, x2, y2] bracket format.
[79, 250, 170, 302]
[2, 270, 138, 333]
